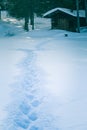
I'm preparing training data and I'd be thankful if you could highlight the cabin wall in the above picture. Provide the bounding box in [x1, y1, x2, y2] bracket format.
[50, 11, 86, 32]
[80, 18, 86, 27]
[57, 18, 69, 30]
[51, 16, 76, 32]
[69, 19, 76, 32]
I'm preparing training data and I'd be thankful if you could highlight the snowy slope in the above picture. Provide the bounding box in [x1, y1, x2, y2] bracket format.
[0, 18, 87, 130]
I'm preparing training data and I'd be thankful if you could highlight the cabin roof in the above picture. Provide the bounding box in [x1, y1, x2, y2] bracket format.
[43, 8, 85, 18]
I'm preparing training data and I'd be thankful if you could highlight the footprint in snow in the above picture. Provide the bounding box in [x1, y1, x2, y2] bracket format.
[2, 50, 44, 130]
[31, 100, 41, 107]
[19, 102, 31, 115]
[28, 112, 38, 121]
[30, 126, 39, 130]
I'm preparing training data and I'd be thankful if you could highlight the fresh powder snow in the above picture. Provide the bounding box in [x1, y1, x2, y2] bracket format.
[0, 15, 87, 130]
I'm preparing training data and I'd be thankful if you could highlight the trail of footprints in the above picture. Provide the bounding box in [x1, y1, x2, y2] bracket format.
[2, 50, 43, 130]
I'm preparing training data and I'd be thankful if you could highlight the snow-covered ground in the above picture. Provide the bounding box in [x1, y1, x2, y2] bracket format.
[0, 15, 87, 130]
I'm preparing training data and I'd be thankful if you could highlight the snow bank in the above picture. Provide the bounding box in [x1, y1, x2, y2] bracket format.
[0, 17, 87, 130]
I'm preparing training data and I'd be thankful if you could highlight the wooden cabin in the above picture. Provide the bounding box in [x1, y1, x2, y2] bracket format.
[43, 8, 86, 32]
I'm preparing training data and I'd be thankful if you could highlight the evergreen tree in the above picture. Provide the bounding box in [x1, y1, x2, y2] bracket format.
[7, 0, 87, 30]
[34, 0, 76, 16]
[0, 0, 6, 10]
[50, 0, 74, 9]
[34, 0, 51, 16]
[7, 0, 34, 31]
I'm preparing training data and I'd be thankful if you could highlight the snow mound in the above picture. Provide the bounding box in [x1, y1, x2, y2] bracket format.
[0, 21, 23, 37]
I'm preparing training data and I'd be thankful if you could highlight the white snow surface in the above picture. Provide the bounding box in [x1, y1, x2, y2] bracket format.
[0, 17, 87, 130]
[43, 7, 85, 18]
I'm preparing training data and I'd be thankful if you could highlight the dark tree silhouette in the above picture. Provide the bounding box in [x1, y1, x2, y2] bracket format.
[7, 0, 34, 31]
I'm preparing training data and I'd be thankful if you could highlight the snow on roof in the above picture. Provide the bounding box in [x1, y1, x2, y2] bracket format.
[43, 8, 85, 18]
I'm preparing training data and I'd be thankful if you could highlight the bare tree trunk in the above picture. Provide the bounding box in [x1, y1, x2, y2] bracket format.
[84, 0, 87, 25]
[76, 0, 80, 33]
[24, 16, 29, 31]
[30, 0, 34, 30]
[0, 10, 1, 20]
[30, 12, 34, 30]
[0, 11, 1, 20]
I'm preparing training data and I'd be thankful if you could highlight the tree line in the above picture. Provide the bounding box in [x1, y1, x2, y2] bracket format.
[0, 0, 87, 31]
